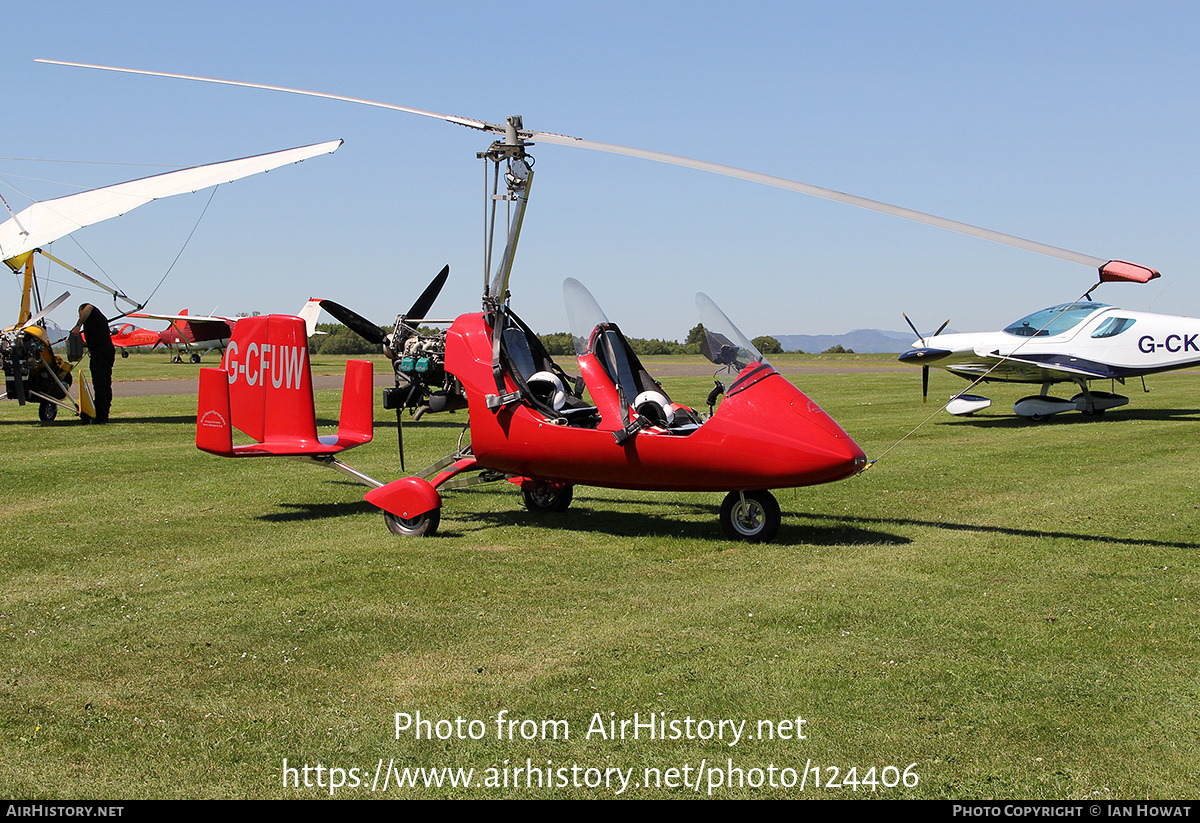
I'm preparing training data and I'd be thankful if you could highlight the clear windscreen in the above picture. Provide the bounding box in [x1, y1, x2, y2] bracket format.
[695, 292, 766, 370]
[563, 277, 610, 355]
[1002, 302, 1109, 338]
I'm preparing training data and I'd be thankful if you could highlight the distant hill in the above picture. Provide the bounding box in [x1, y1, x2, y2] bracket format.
[772, 329, 919, 354]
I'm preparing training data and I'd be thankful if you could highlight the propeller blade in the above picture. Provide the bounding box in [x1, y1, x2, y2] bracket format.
[11, 352, 27, 406]
[405, 265, 449, 320]
[933, 319, 951, 337]
[902, 313, 924, 346]
[22, 292, 71, 330]
[40, 59, 1129, 272]
[318, 300, 385, 346]
[922, 365, 929, 403]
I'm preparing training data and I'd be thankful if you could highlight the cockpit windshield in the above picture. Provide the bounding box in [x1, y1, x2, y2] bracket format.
[564, 277, 609, 356]
[696, 293, 768, 370]
[1002, 302, 1110, 338]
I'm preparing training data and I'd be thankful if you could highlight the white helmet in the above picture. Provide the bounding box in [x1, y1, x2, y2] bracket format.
[633, 390, 674, 426]
[527, 370, 567, 410]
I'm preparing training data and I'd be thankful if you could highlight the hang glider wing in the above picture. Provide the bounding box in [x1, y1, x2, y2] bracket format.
[0, 140, 342, 263]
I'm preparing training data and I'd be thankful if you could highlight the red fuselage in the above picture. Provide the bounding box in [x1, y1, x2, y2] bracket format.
[446, 313, 866, 492]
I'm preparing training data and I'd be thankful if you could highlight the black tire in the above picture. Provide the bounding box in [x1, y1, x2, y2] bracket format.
[120, 349, 129, 358]
[384, 508, 440, 537]
[38, 402, 57, 422]
[719, 490, 781, 543]
[522, 482, 573, 513]
[189, 353, 202, 364]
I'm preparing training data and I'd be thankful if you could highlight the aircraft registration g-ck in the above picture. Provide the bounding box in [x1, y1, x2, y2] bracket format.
[899, 264, 1200, 419]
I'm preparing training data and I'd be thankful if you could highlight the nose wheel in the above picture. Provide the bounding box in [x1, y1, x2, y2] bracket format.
[720, 490, 781, 543]
[383, 508, 441, 537]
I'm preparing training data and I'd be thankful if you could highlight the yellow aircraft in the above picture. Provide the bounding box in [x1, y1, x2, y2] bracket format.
[1, 140, 341, 421]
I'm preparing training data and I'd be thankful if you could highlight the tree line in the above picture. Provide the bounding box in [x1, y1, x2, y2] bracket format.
[307, 322, 850, 356]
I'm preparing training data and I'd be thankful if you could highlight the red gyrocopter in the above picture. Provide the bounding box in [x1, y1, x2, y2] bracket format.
[39, 61, 1156, 540]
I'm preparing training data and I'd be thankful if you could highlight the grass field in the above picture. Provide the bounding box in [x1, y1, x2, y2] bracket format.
[1, 354, 1197, 798]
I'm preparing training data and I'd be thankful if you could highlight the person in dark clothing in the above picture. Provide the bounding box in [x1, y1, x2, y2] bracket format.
[71, 303, 115, 423]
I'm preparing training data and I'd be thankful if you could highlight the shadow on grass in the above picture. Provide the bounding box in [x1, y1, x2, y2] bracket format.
[252, 490, 1199, 550]
[257, 499, 378, 522]
[455, 500, 911, 545]
[798, 512, 1200, 550]
[0, 414, 198, 426]
[248, 485, 910, 545]
[937, 407, 1200, 428]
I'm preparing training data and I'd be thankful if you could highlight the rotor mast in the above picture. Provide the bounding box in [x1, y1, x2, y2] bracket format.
[479, 115, 533, 311]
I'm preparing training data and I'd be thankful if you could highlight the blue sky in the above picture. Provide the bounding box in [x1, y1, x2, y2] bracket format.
[4, 1, 1199, 340]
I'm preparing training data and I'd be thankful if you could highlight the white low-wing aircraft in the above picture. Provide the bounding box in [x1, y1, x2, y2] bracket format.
[899, 270, 1200, 419]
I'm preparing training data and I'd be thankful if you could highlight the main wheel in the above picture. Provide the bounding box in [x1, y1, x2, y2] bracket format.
[38, 402, 57, 422]
[383, 508, 440, 537]
[120, 349, 129, 358]
[720, 490, 781, 543]
[522, 482, 573, 513]
[189, 353, 202, 364]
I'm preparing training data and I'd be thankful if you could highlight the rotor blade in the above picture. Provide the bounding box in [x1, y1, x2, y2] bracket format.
[532, 133, 1109, 269]
[22, 291, 71, 329]
[39, 59, 1120, 271]
[36, 60, 503, 136]
[405, 265, 449, 320]
[922, 365, 930, 403]
[318, 300, 385, 346]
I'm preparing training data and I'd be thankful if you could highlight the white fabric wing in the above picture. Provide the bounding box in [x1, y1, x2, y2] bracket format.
[0, 139, 341, 262]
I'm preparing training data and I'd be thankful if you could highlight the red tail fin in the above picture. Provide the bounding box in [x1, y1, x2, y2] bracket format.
[195, 314, 372, 457]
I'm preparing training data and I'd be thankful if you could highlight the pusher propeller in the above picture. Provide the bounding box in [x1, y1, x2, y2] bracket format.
[405, 264, 449, 323]
[318, 265, 449, 351]
[21, 292, 71, 331]
[318, 299, 386, 347]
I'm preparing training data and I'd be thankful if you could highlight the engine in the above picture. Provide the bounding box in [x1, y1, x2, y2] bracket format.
[382, 319, 465, 419]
